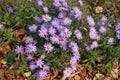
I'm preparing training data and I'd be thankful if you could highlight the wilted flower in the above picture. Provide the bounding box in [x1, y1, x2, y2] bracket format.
[63, 67, 73, 77]
[8, 7, 14, 13]
[25, 36, 34, 44]
[37, 70, 48, 79]
[37, 0, 43, 6]
[95, 6, 103, 13]
[0, 24, 3, 29]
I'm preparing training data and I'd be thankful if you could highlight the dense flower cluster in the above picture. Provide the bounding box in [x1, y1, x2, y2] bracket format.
[12, 0, 118, 79]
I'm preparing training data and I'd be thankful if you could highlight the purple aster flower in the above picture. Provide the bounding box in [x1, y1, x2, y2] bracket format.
[90, 41, 98, 49]
[99, 26, 107, 33]
[70, 56, 77, 66]
[36, 59, 44, 68]
[44, 43, 53, 53]
[8, 7, 14, 13]
[25, 36, 34, 44]
[51, 18, 60, 27]
[37, 70, 48, 79]
[71, 45, 79, 53]
[42, 14, 52, 22]
[40, 54, 46, 60]
[15, 45, 24, 54]
[53, 0, 61, 7]
[64, 28, 72, 38]
[48, 27, 56, 35]
[37, 0, 43, 6]
[43, 6, 49, 13]
[43, 65, 49, 71]
[62, 17, 72, 25]
[63, 67, 73, 77]
[58, 12, 64, 18]
[73, 52, 80, 60]
[108, 37, 114, 44]
[34, 16, 42, 23]
[78, 0, 83, 7]
[27, 54, 34, 60]
[38, 28, 48, 38]
[0, 24, 3, 29]
[29, 61, 38, 71]
[86, 15, 95, 27]
[85, 46, 91, 51]
[74, 29, 82, 40]
[25, 44, 36, 53]
[116, 22, 120, 39]
[100, 16, 107, 22]
[28, 24, 38, 32]
[60, 42, 67, 50]
[50, 35, 59, 44]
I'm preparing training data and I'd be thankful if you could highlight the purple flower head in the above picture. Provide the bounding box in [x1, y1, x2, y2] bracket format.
[29, 61, 38, 71]
[38, 28, 48, 38]
[27, 54, 34, 60]
[25, 36, 34, 44]
[15, 45, 24, 54]
[64, 28, 72, 38]
[8, 7, 14, 13]
[60, 42, 67, 50]
[73, 52, 80, 60]
[51, 18, 60, 27]
[62, 17, 72, 26]
[90, 41, 98, 49]
[28, 24, 38, 32]
[43, 65, 49, 71]
[36, 59, 44, 68]
[37, 0, 43, 6]
[50, 35, 59, 44]
[34, 16, 42, 23]
[71, 45, 79, 53]
[97, 57, 102, 63]
[70, 56, 77, 66]
[0, 24, 3, 29]
[63, 67, 73, 77]
[53, 0, 61, 7]
[100, 16, 107, 22]
[58, 12, 64, 18]
[74, 29, 82, 40]
[40, 54, 46, 60]
[116, 22, 120, 39]
[37, 70, 48, 79]
[43, 6, 49, 13]
[78, 0, 83, 7]
[42, 14, 52, 22]
[71, 64, 77, 72]
[25, 44, 36, 53]
[99, 26, 107, 33]
[86, 15, 95, 27]
[108, 37, 114, 44]
[44, 43, 53, 53]
[48, 27, 56, 35]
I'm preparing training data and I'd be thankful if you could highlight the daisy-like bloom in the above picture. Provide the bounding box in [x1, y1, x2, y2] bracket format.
[42, 14, 52, 22]
[99, 26, 107, 33]
[38, 28, 48, 38]
[58, 12, 64, 18]
[64, 28, 72, 38]
[86, 15, 95, 27]
[37, 0, 43, 6]
[53, 0, 61, 7]
[70, 56, 77, 66]
[74, 29, 82, 40]
[78, 0, 83, 7]
[25, 36, 34, 44]
[0, 24, 3, 29]
[34, 16, 42, 23]
[44, 43, 53, 53]
[100, 16, 107, 22]
[43, 6, 49, 13]
[115, 22, 120, 39]
[73, 52, 80, 60]
[8, 7, 14, 13]
[51, 18, 60, 27]
[28, 24, 38, 32]
[15, 45, 24, 54]
[37, 70, 48, 79]
[29, 61, 38, 71]
[43, 65, 49, 71]
[108, 37, 114, 44]
[90, 41, 98, 49]
[63, 17, 72, 26]
[27, 54, 34, 60]
[25, 44, 36, 53]
[36, 59, 44, 68]
[40, 54, 46, 60]
[50, 35, 59, 44]
[63, 67, 73, 77]
[48, 27, 56, 35]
